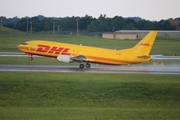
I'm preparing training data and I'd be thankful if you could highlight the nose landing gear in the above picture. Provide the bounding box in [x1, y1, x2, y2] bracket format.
[29, 57, 33, 61]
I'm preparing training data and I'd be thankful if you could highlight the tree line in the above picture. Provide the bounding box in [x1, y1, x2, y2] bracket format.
[1, 15, 179, 34]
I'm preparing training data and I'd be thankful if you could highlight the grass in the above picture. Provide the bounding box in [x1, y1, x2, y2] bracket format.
[0, 26, 25, 36]
[0, 73, 180, 119]
[1, 107, 179, 120]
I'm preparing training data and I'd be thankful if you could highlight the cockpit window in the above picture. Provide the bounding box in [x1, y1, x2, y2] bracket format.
[22, 42, 28, 45]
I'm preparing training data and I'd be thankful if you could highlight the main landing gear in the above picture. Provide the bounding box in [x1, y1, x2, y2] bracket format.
[79, 63, 91, 69]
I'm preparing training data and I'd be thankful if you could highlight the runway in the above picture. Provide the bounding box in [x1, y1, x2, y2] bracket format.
[1, 52, 180, 75]
[0, 64, 180, 75]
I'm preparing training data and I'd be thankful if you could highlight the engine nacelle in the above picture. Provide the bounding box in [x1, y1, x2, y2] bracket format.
[57, 55, 73, 63]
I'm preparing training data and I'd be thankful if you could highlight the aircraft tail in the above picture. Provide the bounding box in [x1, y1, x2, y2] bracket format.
[130, 31, 157, 55]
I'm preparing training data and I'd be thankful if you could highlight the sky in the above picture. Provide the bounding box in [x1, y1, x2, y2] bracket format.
[0, 0, 179, 21]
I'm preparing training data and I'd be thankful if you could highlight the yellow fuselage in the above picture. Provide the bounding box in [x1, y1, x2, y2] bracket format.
[18, 40, 151, 65]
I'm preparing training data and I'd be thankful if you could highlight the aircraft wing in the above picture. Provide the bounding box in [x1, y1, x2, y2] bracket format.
[71, 55, 89, 62]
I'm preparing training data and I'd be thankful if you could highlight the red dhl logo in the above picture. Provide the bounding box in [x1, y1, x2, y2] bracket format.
[138, 43, 151, 46]
[36, 44, 70, 55]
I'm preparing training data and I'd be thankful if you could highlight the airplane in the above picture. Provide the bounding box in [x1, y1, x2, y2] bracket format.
[17, 31, 157, 69]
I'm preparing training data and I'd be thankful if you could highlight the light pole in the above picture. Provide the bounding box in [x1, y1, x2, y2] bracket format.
[76, 18, 79, 35]
[53, 18, 55, 35]
[26, 18, 29, 36]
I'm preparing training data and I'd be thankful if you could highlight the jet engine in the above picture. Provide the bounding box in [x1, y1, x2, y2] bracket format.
[57, 55, 73, 63]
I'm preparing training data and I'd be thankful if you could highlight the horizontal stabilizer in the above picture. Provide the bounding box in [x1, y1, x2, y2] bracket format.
[137, 55, 151, 59]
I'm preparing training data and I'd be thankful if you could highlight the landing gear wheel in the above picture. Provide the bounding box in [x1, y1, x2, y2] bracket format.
[86, 63, 91, 68]
[29, 57, 33, 61]
[79, 64, 84, 69]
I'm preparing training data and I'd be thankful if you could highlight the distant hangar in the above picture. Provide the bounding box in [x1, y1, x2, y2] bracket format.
[102, 30, 180, 40]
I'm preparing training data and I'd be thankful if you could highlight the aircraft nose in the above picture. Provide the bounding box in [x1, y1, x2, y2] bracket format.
[17, 44, 21, 50]
[17, 43, 29, 52]
[17, 44, 25, 51]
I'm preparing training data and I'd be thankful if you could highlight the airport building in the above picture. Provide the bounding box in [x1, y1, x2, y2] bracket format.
[102, 30, 180, 40]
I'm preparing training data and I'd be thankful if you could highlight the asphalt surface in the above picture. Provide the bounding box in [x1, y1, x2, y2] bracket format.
[1, 52, 180, 75]
[0, 64, 180, 75]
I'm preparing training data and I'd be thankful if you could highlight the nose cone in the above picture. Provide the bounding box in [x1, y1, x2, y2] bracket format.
[17, 44, 21, 50]
[17, 44, 29, 52]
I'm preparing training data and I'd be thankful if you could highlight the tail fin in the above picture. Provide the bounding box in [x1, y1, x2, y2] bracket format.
[131, 31, 157, 55]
